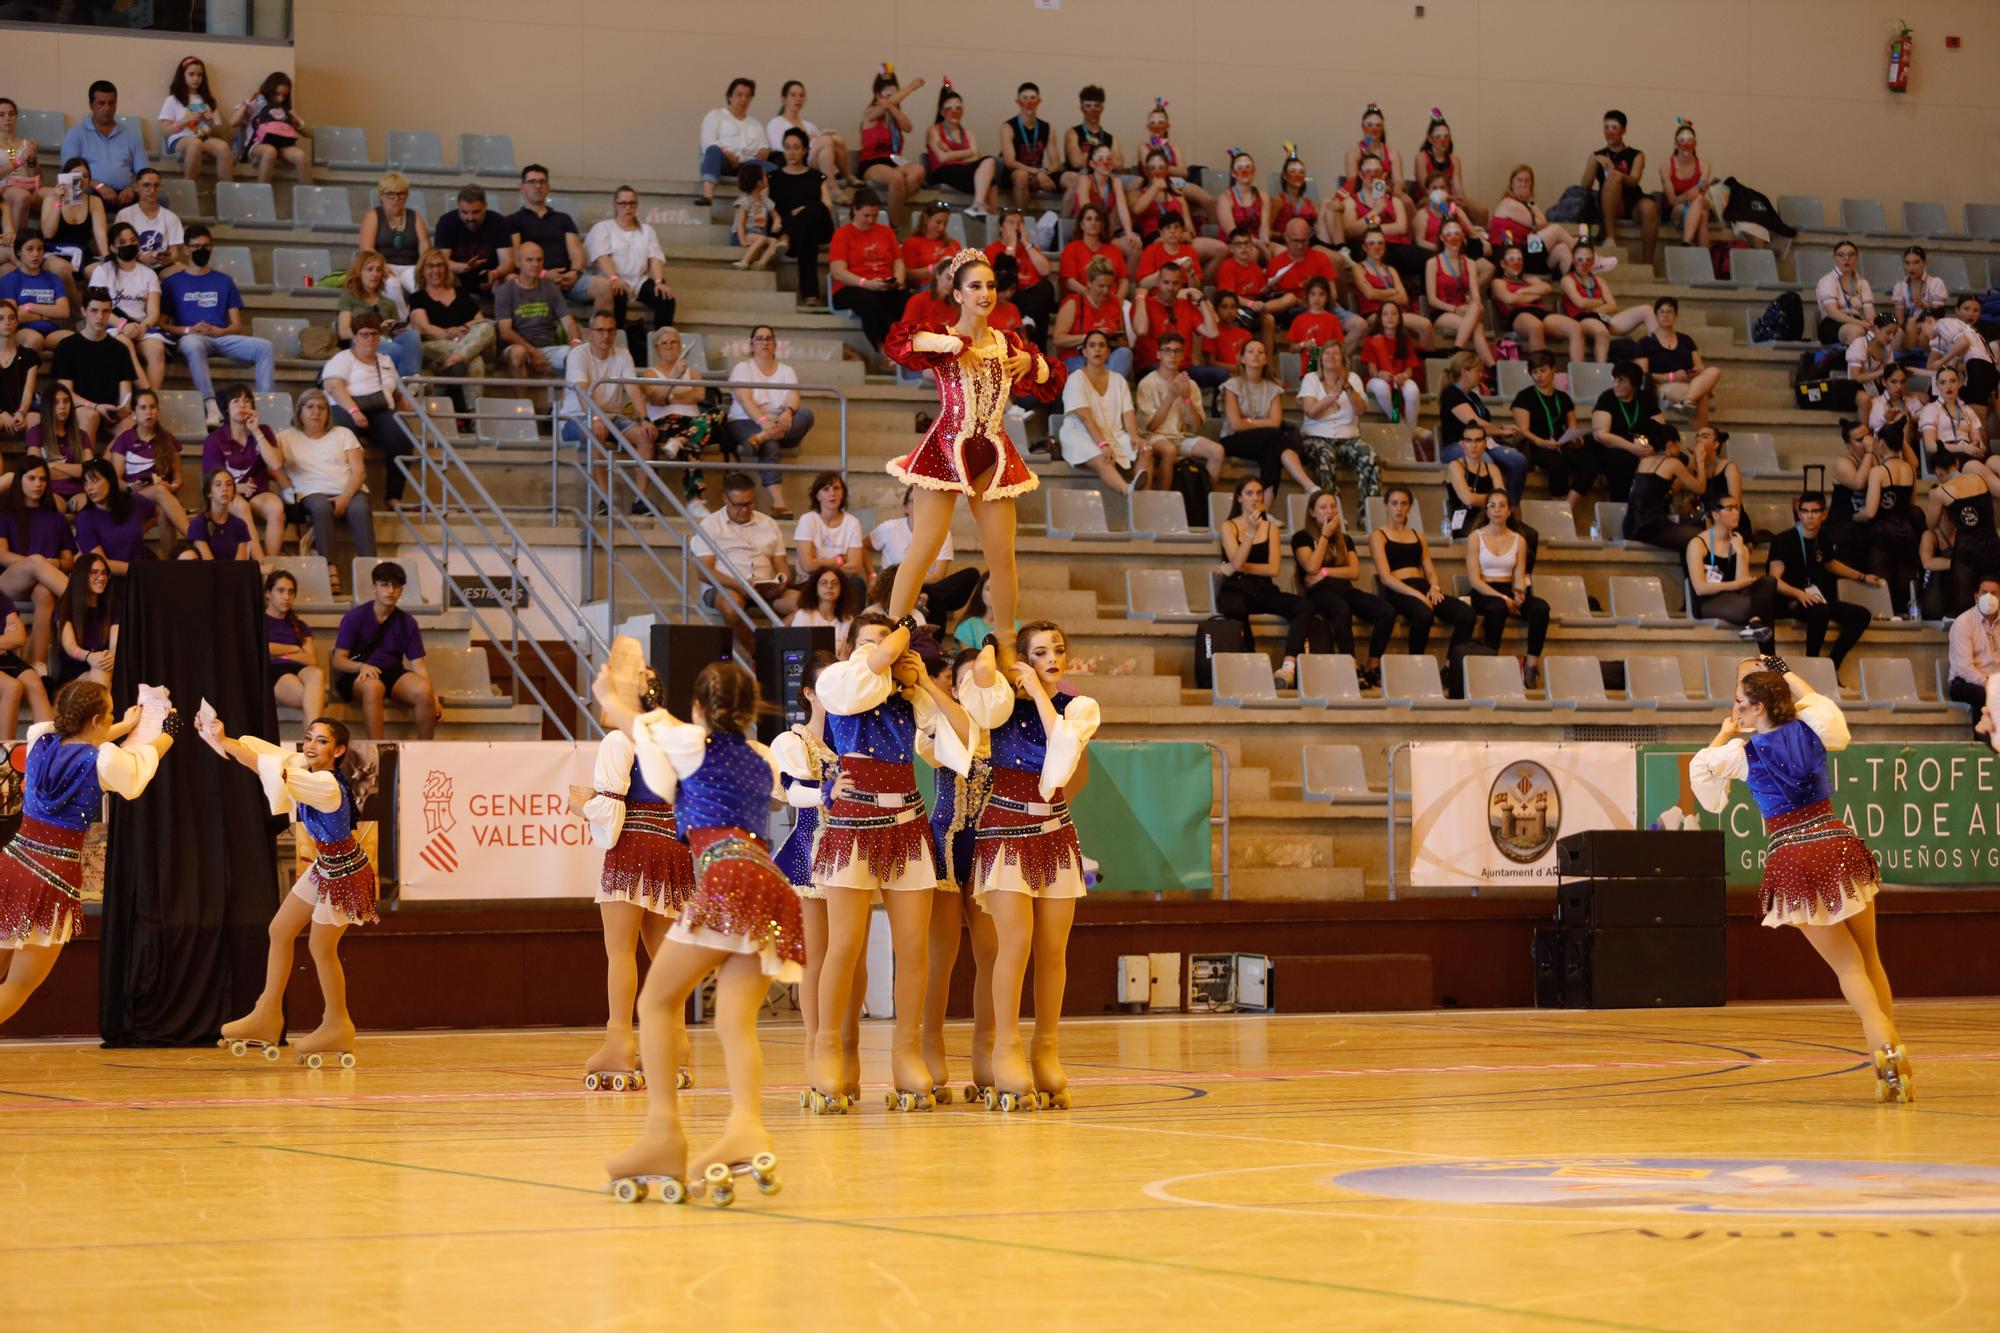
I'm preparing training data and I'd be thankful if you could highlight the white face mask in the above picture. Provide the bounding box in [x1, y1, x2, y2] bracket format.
[1429, 188, 1448, 207]
[1981, 592, 2000, 617]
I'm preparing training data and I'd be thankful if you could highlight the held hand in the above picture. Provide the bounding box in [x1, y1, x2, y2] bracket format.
[350, 409, 369, 428]
[121, 704, 142, 730]
[1801, 586, 1827, 607]
[827, 770, 857, 803]
[1004, 347, 1034, 379]
[1007, 660, 1044, 698]
[1425, 586, 1445, 608]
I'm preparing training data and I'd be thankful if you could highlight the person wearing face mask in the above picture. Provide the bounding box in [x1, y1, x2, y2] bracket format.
[85, 222, 167, 390]
[161, 224, 275, 428]
[1948, 576, 2000, 748]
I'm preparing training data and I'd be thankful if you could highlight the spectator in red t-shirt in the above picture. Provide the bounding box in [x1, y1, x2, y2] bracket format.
[1350, 227, 1434, 344]
[1136, 212, 1205, 292]
[1202, 292, 1254, 382]
[985, 209, 1056, 345]
[1361, 301, 1426, 423]
[1052, 257, 1130, 376]
[902, 263, 954, 330]
[1127, 149, 1220, 273]
[1059, 202, 1131, 301]
[902, 201, 958, 290]
[1265, 219, 1358, 341]
[1214, 227, 1278, 353]
[1063, 145, 1140, 271]
[828, 188, 906, 350]
[987, 254, 1026, 336]
[924, 84, 999, 218]
[1132, 261, 1217, 377]
[1425, 218, 1493, 365]
[1286, 277, 1347, 357]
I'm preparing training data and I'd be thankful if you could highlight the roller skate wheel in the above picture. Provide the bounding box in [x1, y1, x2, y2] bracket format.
[338, 1052, 356, 1070]
[262, 1044, 281, 1062]
[613, 1178, 646, 1203]
[982, 1086, 999, 1111]
[630, 1071, 647, 1091]
[1041, 1089, 1071, 1110]
[583, 1072, 602, 1091]
[1875, 1078, 1892, 1103]
[658, 1177, 688, 1205]
[304, 1052, 325, 1070]
[675, 1070, 693, 1090]
[710, 1184, 735, 1207]
[932, 1085, 954, 1106]
[610, 1073, 629, 1093]
[798, 1090, 811, 1110]
[226, 1040, 246, 1057]
[963, 1083, 981, 1105]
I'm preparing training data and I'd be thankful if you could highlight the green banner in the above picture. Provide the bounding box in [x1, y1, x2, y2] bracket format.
[1637, 743, 2000, 886]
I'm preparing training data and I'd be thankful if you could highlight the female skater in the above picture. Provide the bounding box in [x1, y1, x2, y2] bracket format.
[1690, 662, 1911, 1101]
[212, 715, 374, 1066]
[966, 621, 1099, 1111]
[0, 681, 171, 1027]
[581, 663, 696, 1092]
[884, 249, 1063, 668]
[807, 613, 991, 1112]
[603, 656, 804, 1206]
[924, 643, 1002, 1104]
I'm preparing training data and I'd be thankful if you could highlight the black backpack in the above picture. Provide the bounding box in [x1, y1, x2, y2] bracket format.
[1752, 290, 1804, 344]
[1173, 456, 1213, 528]
[1192, 615, 1247, 689]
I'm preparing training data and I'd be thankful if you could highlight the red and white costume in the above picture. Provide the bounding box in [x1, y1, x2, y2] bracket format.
[884, 322, 1064, 501]
[584, 728, 697, 917]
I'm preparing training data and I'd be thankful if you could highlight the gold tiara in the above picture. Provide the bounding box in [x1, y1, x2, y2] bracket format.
[943, 247, 990, 284]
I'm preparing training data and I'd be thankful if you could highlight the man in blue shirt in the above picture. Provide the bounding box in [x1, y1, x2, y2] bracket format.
[161, 224, 275, 426]
[60, 80, 149, 207]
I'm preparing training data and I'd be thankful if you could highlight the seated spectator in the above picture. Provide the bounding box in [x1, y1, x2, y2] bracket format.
[1202, 291, 1255, 380]
[1923, 301, 2000, 420]
[1489, 165, 1572, 276]
[1370, 484, 1474, 655]
[1893, 245, 1951, 346]
[107, 386, 188, 538]
[726, 326, 814, 516]
[277, 388, 375, 562]
[636, 326, 719, 504]
[584, 184, 676, 330]
[1359, 301, 1425, 424]
[73, 457, 157, 571]
[1266, 153, 1320, 244]
[1120, 149, 1190, 264]
[0, 98, 46, 249]
[1213, 230, 1277, 351]
[1342, 104, 1405, 196]
[1926, 450, 2000, 611]
[692, 471, 800, 653]
[1512, 351, 1588, 515]
[1215, 477, 1323, 689]
[52, 551, 118, 688]
[1638, 296, 1720, 427]
[924, 84, 999, 219]
[1135, 212, 1207, 291]
[1414, 172, 1486, 265]
[870, 486, 981, 625]
[112, 169, 184, 274]
[790, 565, 859, 644]
[0, 458, 74, 672]
[507, 165, 587, 301]
[1686, 495, 1775, 641]
[1445, 420, 1514, 541]
[998, 83, 1059, 210]
[1221, 340, 1314, 496]
[181, 469, 261, 561]
[159, 57, 231, 182]
[1293, 488, 1395, 682]
[0, 299, 38, 442]
[1418, 113, 1486, 225]
[1768, 491, 1879, 668]
[51, 289, 138, 444]
[985, 209, 1057, 343]
[1215, 151, 1270, 257]
[1657, 121, 1712, 249]
[1870, 361, 1928, 458]
[1848, 314, 1898, 420]
[902, 201, 958, 290]
[1266, 219, 1354, 342]
[1827, 417, 1887, 566]
[793, 471, 871, 610]
[1949, 577, 2000, 744]
[338, 251, 421, 377]
[1920, 364, 1991, 478]
[768, 129, 837, 309]
[1060, 85, 1121, 189]
[161, 226, 274, 427]
[1135, 333, 1225, 485]
[1692, 425, 1743, 518]
[856, 72, 927, 230]
[434, 185, 512, 299]
[62, 82, 147, 208]
[332, 560, 439, 740]
[1582, 109, 1659, 264]
[1058, 330, 1151, 498]
[86, 223, 167, 389]
[1561, 241, 1656, 361]
[1589, 359, 1667, 502]
[949, 572, 1013, 651]
[1348, 228, 1432, 343]
[1490, 244, 1579, 359]
[1285, 276, 1348, 360]
[1855, 421, 1923, 595]
[1136, 100, 1214, 223]
[828, 189, 905, 350]
[1059, 202, 1133, 302]
[730, 165, 785, 271]
[0, 234, 72, 354]
[1465, 491, 1550, 686]
[496, 243, 583, 377]
[27, 380, 95, 510]
[1424, 219, 1492, 364]
[1296, 342, 1379, 499]
[1620, 421, 1703, 550]
[322, 315, 419, 512]
[767, 80, 853, 191]
[263, 568, 326, 724]
[231, 72, 311, 185]
[559, 312, 658, 505]
[408, 247, 496, 413]
[1328, 155, 1409, 263]
[698, 77, 771, 206]
[0, 598, 51, 740]
[1816, 240, 1875, 346]
[1132, 261, 1216, 378]
[202, 383, 286, 554]
[359, 172, 428, 293]
[1920, 522, 1958, 620]
[40, 157, 109, 279]
[1052, 258, 1131, 377]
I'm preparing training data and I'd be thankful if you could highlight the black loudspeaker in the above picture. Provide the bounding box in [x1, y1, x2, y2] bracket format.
[754, 625, 835, 743]
[1532, 927, 1566, 1008]
[1556, 829, 1725, 879]
[649, 623, 735, 718]
[1560, 927, 1727, 1009]
[1558, 878, 1727, 930]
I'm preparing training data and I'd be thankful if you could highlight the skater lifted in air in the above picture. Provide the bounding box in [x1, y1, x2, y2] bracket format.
[1690, 658, 1911, 1102]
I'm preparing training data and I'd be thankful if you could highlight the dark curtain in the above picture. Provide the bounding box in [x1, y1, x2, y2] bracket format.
[98, 562, 281, 1047]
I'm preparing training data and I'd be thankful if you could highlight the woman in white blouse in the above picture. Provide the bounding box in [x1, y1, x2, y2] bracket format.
[1057, 330, 1149, 497]
[765, 80, 853, 194]
[276, 389, 375, 559]
[792, 470, 871, 608]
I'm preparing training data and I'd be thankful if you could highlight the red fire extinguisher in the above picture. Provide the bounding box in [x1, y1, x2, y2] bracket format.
[1888, 23, 1914, 93]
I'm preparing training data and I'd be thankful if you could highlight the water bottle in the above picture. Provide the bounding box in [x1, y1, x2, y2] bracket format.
[1388, 394, 1401, 424]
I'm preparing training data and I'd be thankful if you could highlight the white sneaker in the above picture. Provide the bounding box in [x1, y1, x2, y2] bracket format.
[204, 401, 223, 429]
[963, 205, 989, 220]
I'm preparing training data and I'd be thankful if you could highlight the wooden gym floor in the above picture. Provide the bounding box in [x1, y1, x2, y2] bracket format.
[4, 1001, 1998, 1333]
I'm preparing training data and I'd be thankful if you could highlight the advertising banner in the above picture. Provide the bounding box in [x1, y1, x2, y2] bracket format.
[397, 741, 601, 900]
[1409, 742, 1638, 886]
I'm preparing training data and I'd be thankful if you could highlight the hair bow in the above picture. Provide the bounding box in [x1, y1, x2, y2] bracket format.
[880, 61, 894, 77]
[1282, 140, 1298, 159]
[942, 75, 954, 89]
[1365, 102, 1382, 115]
[1153, 96, 1169, 111]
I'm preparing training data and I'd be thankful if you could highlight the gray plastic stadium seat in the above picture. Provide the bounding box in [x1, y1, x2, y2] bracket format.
[1789, 246, 1833, 290]
[210, 245, 261, 292]
[1520, 500, 1578, 543]
[1861, 658, 1944, 711]
[1929, 254, 1972, 295]
[1776, 195, 1826, 230]
[1212, 653, 1288, 708]
[1568, 361, 1613, 404]
[1545, 655, 1621, 711]
[1381, 654, 1460, 708]
[1207, 491, 1233, 533]
[1130, 491, 1204, 541]
[1704, 655, 1748, 703]
[314, 125, 376, 168]
[1592, 502, 1626, 543]
[479, 398, 543, 445]
[1901, 201, 1959, 238]
[115, 114, 153, 156]
[1358, 421, 1425, 467]
[1046, 487, 1118, 539]
[429, 646, 509, 707]
[352, 557, 441, 614]
[16, 109, 64, 149]
[293, 185, 357, 230]
[386, 130, 447, 172]
[215, 182, 282, 227]
[1537, 574, 1594, 620]
[1494, 359, 1532, 399]
[458, 133, 517, 177]
[1965, 203, 2000, 241]
[1745, 498, 1791, 538]
[1296, 654, 1364, 707]
[1730, 432, 1782, 475]
[160, 178, 200, 219]
[1464, 655, 1537, 710]
[1302, 744, 1373, 801]
[272, 247, 333, 292]
[1731, 249, 1781, 289]
[1126, 569, 1198, 622]
[1791, 654, 1847, 703]
[1838, 577, 1895, 618]
[155, 389, 206, 439]
[256, 391, 295, 425]
[1664, 246, 1721, 287]
[1839, 198, 1898, 235]
[1608, 576, 1673, 623]
[1628, 655, 1704, 710]
[264, 556, 339, 613]
[1860, 250, 1902, 294]
[250, 317, 306, 358]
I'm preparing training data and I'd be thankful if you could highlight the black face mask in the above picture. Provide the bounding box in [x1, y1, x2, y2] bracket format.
[115, 244, 140, 262]
[189, 247, 212, 268]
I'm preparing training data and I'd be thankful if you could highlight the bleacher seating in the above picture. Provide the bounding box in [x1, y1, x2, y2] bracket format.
[386, 129, 447, 173]
[1301, 744, 1374, 800]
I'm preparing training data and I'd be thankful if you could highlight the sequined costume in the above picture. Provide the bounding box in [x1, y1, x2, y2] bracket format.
[584, 728, 696, 916]
[770, 723, 836, 899]
[241, 734, 379, 926]
[932, 753, 993, 896]
[883, 321, 1064, 501]
[965, 687, 1101, 900]
[0, 725, 162, 949]
[1691, 691, 1880, 927]
[630, 710, 803, 981]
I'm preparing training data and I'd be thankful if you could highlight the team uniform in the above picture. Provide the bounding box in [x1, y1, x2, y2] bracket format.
[0, 725, 161, 949]
[770, 723, 837, 897]
[884, 321, 1064, 500]
[585, 728, 696, 916]
[966, 688, 1100, 901]
[239, 734, 378, 927]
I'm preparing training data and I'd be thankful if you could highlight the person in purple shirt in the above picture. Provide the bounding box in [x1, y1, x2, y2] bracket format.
[332, 560, 439, 739]
[0, 459, 75, 673]
[200, 383, 285, 555]
[72, 459, 158, 573]
[25, 381, 95, 510]
[107, 386, 190, 539]
[179, 469, 261, 561]
[52, 552, 118, 687]
[263, 568, 325, 725]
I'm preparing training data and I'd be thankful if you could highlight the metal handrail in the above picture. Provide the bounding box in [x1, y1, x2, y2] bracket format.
[1205, 740, 1232, 900]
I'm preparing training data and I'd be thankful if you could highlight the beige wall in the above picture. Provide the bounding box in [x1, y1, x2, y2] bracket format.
[4, 26, 291, 147]
[162, 0, 2000, 215]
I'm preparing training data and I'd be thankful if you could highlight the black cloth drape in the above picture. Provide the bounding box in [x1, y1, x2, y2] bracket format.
[99, 563, 281, 1047]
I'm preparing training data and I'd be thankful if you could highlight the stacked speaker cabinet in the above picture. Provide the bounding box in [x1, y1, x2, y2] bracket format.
[1539, 831, 1728, 1009]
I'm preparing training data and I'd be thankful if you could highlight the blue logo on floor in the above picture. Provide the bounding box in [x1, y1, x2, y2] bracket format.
[1335, 1157, 2000, 1216]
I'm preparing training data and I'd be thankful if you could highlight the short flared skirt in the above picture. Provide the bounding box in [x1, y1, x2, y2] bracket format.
[668, 827, 805, 981]
[776, 806, 822, 899]
[0, 816, 86, 949]
[1760, 799, 1880, 928]
[971, 765, 1086, 902]
[299, 833, 380, 927]
[887, 428, 1037, 501]
[595, 801, 696, 917]
[811, 757, 937, 893]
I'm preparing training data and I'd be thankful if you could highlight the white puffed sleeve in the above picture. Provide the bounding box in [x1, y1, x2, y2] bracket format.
[1793, 691, 1852, 752]
[96, 740, 163, 801]
[26, 722, 55, 743]
[958, 672, 1016, 730]
[912, 330, 966, 356]
[912, 689, 974, 778]
[1039, 695, 1102, 800]
[1688, 740, 1748, 815]
[630, 708, 706, 801]
[769, 730, 824, 809]
[235, 733, 344, 816]
[815, 653, 895, 716]
[749, 739, 784, 802]
[583, 730, 635, 849]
